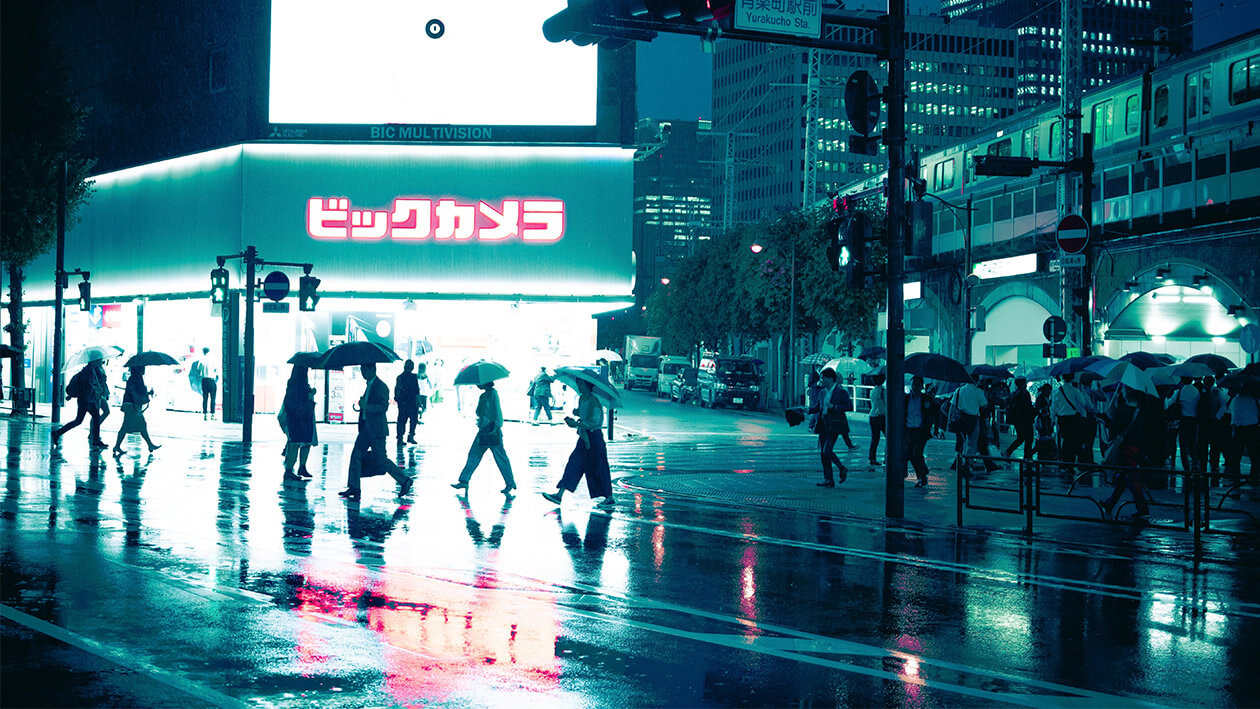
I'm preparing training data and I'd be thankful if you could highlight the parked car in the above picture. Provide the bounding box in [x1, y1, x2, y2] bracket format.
[656, 356, 690, 397]
[697, 357, 762, 410]
[669, 366, 700, 404]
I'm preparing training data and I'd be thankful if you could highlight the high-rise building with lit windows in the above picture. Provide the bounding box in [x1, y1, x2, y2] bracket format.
[712, 14, 1017, 227]
[633, 118, 718, 302]
[941, 0, 1192, 110]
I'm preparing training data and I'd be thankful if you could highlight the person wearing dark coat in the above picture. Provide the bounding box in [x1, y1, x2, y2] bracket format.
[1101, 385, 1154, 520]
[809, 367, 853, 487]
[112, 365, 160, 456]
[394, 360, 420, 444]
[282, 364, 317, 481]
[1004, 377, 1036, 459]
[52, 359, 110, 448]
[339, 362, 413, 500]
[904, 375, 935, 486]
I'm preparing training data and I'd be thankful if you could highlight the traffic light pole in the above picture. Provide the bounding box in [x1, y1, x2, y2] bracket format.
[884, 0, 907, 520]
[52, 162, 67, 423]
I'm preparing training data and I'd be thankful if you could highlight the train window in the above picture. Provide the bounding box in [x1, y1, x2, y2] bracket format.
[964, 149, 976, 183]
[1229, 55, 1260, 105]
[1125, 95, 1140, 134]
[1047, 121, 1062, 158]
[1153, 85, 1169, 127]
[941, 158, 955, 189]
[1187, 74, 1198, 119]
[1091, 100, 1113, 143]
[987, 138, 1011, 156]
[1035, 184, 1056, 212]
[1202, 71, 1212, 115]
[1022, 128, 1036, 158]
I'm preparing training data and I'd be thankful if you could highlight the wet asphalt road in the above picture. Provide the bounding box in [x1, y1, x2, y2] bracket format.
[3, 391, 1260, 708]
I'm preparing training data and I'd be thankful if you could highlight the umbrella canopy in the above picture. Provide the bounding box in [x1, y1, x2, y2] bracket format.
[123, 351, 179, 368]
[1022, 366, 1056, 382]
[315, 341, 401, 370]
[1145, 366, 1181, 387]
[1114, 365, 1159, 396]
[1244, 362, 1260, 377]
[66, 345, 124, 368]
[1087, 359, 1155, 391]
[593, 349, 623, 363]
[1183, 353, 1236, 375]
[857, 346, 887, 361]
[967, 364, 1013, 380]
[904, 353, 971, 384]
[823, 357, 871, 378]
[287, 351, 325, 367]
[1118, 351, 1175, 370]
[553, 366, 622, 409]
[453, 360, 510, 386]
[1170, 361, 1215, 380]
[800, 353, 832, 366]
[1218, 373, 1260, 395]
[1048, 355, 1110, 377]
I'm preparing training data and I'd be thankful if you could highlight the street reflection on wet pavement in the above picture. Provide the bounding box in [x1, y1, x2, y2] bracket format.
[3, 404, 1259, 707]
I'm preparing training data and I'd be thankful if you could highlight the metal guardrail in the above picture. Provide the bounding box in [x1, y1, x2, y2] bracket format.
[955, 452, 1257, 556]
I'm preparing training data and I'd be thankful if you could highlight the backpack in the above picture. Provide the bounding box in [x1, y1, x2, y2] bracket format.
[66, 369, 89, 399]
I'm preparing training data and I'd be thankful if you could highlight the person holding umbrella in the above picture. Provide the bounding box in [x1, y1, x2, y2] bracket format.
[451, 375, 516, 496]
[53, 357, 111, 449]
[542, 374, 614, 506]
[112, 365, 161, 456]
[281, 363, 317, 481]
[339, 361, 414, 500]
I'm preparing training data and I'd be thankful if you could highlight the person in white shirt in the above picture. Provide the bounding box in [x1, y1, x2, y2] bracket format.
[1198, 376, 1228, 474]
[1051, 373, 1090, 465]
[867, 374, 886, 466]
[197, 347, 219, 419]
[1224, 387, 1259, 480]
[1168, 376, 1202, 471]
[950, 376, 988, 475]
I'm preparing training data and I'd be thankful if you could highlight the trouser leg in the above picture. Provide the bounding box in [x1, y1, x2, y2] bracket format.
[869, 416, 885, 462]
[347, 434, 370, 489]
[1179, 419, 1197, 470]
[55, 403, 89, 437]
[489, 445, 515, 488]
[89, 405, 103, 443]
[458, 440, 488, 483]
[558, 440, 589, 493]
[584, 431, 611, 498]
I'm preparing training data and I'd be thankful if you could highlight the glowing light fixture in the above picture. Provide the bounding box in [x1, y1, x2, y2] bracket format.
[1155, 267, 1172, 283]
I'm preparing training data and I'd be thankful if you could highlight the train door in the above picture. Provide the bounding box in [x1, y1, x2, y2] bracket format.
[1185, 69, 1211, 134]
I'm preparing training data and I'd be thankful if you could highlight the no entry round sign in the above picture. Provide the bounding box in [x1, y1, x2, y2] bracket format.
[1057, 214, 1089, 254]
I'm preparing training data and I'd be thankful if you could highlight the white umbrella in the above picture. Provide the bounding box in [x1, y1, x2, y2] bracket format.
[66, 345, 124, 368]
[823, 357, 871, 378]
[593, 349, 623, 363]
[1146, 366, 1180, 387]
[1116, 365, 1159, 397]
[553, 366, 622, 409]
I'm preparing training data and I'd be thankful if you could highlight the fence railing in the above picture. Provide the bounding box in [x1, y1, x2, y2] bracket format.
[955, 452, 1257, 556]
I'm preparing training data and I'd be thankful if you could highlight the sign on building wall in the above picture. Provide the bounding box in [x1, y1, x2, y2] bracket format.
[734, 0, 822, 39]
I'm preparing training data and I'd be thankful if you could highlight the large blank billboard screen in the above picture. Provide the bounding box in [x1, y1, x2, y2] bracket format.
[269, 0, 597, 126]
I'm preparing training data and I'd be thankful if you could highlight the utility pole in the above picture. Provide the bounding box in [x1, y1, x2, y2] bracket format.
[1061, 0, 1085, 354]
[884, 0, 907, 519]
[52, 161, 67, 423]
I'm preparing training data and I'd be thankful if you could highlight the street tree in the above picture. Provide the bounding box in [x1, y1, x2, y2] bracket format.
[1, 3, 96, 407]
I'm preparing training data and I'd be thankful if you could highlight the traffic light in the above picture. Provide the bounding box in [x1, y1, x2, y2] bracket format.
[299, 275, 320, 311]
[974, 155, 1036, 177]
[543, 0, 735, 47]
[76, 279, 91, 311]
[846, 212, 869, 289]
[210, 267, 229, 304]
[825, 196, 851, 272]
[1071, 286, 1089, 318]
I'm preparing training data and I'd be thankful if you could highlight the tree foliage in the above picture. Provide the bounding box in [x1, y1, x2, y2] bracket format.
[646, 206, 884, 356]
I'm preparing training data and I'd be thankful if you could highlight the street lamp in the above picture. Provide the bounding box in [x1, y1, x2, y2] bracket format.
[750, 239, 797, 407]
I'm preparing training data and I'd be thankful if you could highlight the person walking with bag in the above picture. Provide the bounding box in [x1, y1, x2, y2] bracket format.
[1100, 384, 1153, 520]
[451, 381, 516, 495]
[339, 362, 414, 500]
[810, 367, 853, 487]
[281, 364, 317, 481]
[1051, 373, 1089, 465]
[112, 365, 160, 456]
[1168, 375, 1201, 471]
[1004, 377, 1036, 459]
[949, 375, 988, 476]
[905, 376, 934, 487]
[53, 359, 110, 449]
[394, 360, 420, 445]
[541, 378, 613, 506]
[530, 367, 554, 424]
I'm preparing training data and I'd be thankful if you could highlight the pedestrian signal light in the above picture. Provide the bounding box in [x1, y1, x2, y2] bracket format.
[210, 267, 229, 304]
[76, 280, 92, 312]
[299, 275, 320, 311]
[1071, 286, 1089, 318]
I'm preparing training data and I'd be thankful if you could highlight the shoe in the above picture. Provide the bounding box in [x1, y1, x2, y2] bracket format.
[847, 443, 859, 450]
[596, 496, 615, 507]
[396, 438, 404, 446]
[914, 479, 928, 487]
[398, 476, 414, 496]
[541, 492, 563, 505]
[52, 431, 61, 445]
[816, 481, 835, 488]
[283, 470, 303, 481]
[112, 448, 124, 457]
[407, 437, 417, 444]
[501, 485, 517, 495]
[450, 481, 468, 490]
[869, 460, 881, 466]
[148, 444, 161, 453]
[91, 440, 108, 449]
[338, 488, 360, 500]
[297, 467, 313, 480]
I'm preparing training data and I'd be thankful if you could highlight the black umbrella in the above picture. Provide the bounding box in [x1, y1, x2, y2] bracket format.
[1218, 373, 1260, 395]
[1243, 362, 1260, 377]
[904, 353, 971, 384]
[858, 346, 887, 361]
[314, 341, 401, 370]
[1048, 355, 1110, 377]
[967, 364, 1012, 380]
[287, 351, 324, 367]
[1118, 351, 1175, 370]
[1184, 353, 1236, 376]
[123, 351, 179, 367]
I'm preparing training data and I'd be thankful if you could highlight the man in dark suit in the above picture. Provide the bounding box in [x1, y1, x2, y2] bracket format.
[340, 362, 413, 500]
[811, 367, 853, 487]
[394, 360, 420, 445]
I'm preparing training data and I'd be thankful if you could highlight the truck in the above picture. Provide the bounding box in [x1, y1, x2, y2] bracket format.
[623, 335, 662, 391]
[656, 355, 690, 397]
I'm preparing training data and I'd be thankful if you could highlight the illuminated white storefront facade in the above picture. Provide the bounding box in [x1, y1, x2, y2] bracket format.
[24, 143, 634, 419]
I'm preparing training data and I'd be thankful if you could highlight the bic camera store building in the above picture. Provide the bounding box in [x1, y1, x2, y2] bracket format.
[24, 143, 634, 421]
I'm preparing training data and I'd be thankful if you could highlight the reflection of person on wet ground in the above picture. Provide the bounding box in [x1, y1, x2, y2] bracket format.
[117, 456, 147, 546]
[339, 362, 414, 501]
[460, 496, 511, 548]
[113, 365, 161, 457]
[281, 364, 317, 482]
[1101, 385, 1153, 521]
[451, 381, 516, 496]
[541, 379, 613, 507]
[558, 509, 612, 579]
[281, 481, 314, 556]
[345, 501, 409, 565]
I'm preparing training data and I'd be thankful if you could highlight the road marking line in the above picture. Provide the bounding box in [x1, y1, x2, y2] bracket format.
[0, 604, 250, 709]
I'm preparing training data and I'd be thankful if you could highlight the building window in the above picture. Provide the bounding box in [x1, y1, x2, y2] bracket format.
[1153, 84, 1169, 127]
